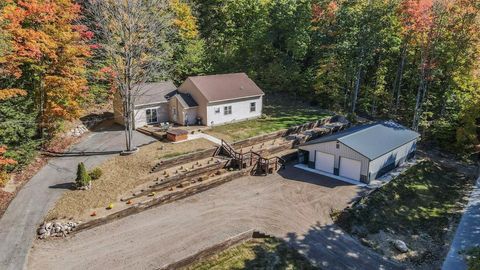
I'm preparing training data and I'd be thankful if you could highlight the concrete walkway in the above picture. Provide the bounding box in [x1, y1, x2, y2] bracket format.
[442, 176, 480, 270]
[0, 125, 156, 270]
[173, 132, 222, 145]
[28, 166, 402, 270]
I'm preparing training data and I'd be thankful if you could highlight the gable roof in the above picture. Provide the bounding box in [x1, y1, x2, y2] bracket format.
[175, 92, 198, 108]
[186, 73, 264, 103]
[302, 121, 420, 160]
[134, 81, 177, 106]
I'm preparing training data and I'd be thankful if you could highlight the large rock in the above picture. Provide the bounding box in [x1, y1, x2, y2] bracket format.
[393, 239, 409, 253]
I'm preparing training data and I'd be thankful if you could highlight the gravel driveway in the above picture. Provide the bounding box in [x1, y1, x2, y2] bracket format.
[0, 125, 157, 270]
[27, 166, 402, 270]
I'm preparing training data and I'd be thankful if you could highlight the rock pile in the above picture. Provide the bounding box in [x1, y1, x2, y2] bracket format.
[37, 221, 79, 239]
[67, 124, 88, 137]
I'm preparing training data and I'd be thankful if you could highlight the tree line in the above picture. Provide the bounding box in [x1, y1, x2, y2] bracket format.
[0, 0, 479, 175]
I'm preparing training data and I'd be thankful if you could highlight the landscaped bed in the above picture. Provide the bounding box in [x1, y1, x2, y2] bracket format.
[46, 138, 214, 221]
[186, 238, 316, 270]
[333, 160, 475, 269]
[205, 96, 330, 142]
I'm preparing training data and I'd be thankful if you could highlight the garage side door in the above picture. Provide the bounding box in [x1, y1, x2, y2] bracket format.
[339, 157, 361, 181]
[315, 152, 334, 174]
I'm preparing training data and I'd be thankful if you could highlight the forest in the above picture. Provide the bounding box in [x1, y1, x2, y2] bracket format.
[0, 0, 479, 178]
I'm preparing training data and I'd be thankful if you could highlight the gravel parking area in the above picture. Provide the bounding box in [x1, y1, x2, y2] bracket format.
[27, 166, 399, 270]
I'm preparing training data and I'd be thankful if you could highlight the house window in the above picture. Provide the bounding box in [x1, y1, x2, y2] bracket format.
[214, 107, 220, 114]
[250, 102, 256, 112]
[146, 108, 158, 124]
[336, 142, 340, 149]
[224, 106, 232, 115]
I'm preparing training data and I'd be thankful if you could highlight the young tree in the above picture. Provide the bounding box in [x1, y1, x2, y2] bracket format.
[88, 0, 173, 152]
[75, 162, 91, 188]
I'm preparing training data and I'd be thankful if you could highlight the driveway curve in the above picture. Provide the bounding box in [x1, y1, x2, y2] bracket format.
[27, 167, 402, 270]
[0, 125, 156, 270]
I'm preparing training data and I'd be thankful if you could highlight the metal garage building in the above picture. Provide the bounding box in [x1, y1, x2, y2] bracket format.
[298, 121, 420, 184]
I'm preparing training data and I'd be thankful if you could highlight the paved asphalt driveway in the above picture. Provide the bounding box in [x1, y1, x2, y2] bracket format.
[442, 176, 480, 270]
[0, 125, 156, 270]
[28, 166, 402, 270]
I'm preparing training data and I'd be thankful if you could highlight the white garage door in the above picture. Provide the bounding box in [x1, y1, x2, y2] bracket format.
[339, 157, 361, 181]
[315, 152, 334, 174]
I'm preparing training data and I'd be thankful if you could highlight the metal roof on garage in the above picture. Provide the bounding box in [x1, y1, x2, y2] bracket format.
[301, 121, 420, 160]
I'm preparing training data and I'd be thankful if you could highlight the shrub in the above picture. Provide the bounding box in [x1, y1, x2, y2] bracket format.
[76, 162, 91, 188]
[0, 170, 10, 188]
[89, 167, 103, 180]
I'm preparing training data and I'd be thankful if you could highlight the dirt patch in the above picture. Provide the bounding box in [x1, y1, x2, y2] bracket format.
[334, 160, 476, 269]
[45, 138, 214, 220]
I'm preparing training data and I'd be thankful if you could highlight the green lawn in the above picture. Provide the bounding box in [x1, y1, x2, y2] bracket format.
[205, 97, 330, 142]
[187, 238, 316, 270]
[335, 160, 474, 242]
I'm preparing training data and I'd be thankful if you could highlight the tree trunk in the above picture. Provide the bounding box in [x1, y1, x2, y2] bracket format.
[394, 45, 407, 114]
[351, 47, 365, 114]
[412, 67, 428, 131]
[351, 64, 362, 114]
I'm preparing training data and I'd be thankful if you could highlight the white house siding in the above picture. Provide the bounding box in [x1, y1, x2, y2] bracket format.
[299, 141, 370, 181]
[184, 107, 198, 125]
[133, 103, 169, 128]
[206, 96, 262, 126]
[369, 139, 417, 179]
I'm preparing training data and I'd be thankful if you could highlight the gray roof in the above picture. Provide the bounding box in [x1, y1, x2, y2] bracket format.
[176, 92, 198, 108]
[302, 121, 420, 160]
[134, 81, 177, 106]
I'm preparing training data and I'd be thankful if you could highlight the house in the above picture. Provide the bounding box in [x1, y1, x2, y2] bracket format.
[113, 81, 177, 129]
[298, 121, 420, 184]
[175, 73, 264, 126]
[113, 73, 264, 128]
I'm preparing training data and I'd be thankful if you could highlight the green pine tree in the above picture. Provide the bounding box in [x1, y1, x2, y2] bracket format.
[76, 162, 91, 188]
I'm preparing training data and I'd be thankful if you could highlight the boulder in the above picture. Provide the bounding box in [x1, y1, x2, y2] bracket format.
[393, 239, 409, 253]
[38, 228, 47, 235]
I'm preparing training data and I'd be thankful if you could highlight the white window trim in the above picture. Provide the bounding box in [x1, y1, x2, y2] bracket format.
[224, 106, 232, 115]
[250, 102, 256, 112]
[146, 108, 158, 124]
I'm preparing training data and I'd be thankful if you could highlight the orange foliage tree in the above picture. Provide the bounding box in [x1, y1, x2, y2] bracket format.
[1, 0, 91, 130]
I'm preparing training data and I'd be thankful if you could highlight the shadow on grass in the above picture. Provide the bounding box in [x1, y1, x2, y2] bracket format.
[282, 223, 405, 270]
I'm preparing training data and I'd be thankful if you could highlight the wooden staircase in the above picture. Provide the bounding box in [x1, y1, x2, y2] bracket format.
[215, 140, 285, 175]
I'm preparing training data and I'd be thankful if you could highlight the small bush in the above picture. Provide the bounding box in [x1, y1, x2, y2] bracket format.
[76, 162, 91, 188]
[89, 167, 103, 180]
[0, 170, 10, 188]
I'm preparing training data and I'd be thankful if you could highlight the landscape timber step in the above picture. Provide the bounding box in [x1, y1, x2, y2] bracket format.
[150, 147, 218, 173]
[122, 161, 228, 201]
[73, 170, 250, 234]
